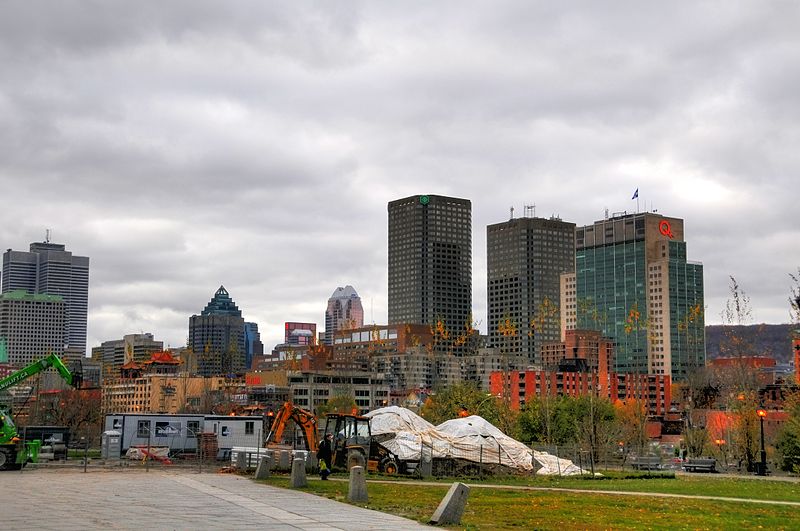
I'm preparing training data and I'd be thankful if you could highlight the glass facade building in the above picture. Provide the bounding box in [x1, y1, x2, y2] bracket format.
[189, 286, 246, 376]
[575, 213, 704, 381]
[324, 286, 364, 345]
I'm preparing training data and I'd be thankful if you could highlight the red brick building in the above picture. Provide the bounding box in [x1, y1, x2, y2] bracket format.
[540, 329, 614, 378]
[489, 370, 671, 415]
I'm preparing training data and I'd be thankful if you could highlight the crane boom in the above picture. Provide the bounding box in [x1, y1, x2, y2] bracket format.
[0, 353, 80, 393]
[1, 352, 82, 471]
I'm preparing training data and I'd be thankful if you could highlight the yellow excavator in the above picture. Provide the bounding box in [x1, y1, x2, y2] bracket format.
[264, 402, 319, 452]
[264, 402, 402, 474]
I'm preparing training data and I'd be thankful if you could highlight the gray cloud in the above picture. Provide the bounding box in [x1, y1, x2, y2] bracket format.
[1, 1, 797, 353]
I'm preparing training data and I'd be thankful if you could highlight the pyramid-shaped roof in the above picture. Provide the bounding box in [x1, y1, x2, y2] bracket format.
[201, 285, 242, 317]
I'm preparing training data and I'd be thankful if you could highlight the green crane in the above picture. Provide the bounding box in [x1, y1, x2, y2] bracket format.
[0, 353, 82, 470]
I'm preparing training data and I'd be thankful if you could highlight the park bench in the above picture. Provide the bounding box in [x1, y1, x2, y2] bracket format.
[683, 458, 717, 473]
[630, 455, 661, 470]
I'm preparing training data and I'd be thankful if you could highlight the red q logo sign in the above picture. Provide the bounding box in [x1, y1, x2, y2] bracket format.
[659, 220, 674, 239]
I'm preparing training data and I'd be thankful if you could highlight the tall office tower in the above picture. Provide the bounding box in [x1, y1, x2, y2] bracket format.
[388, 195, 472, 345]
[2, 239, 90, 356]
[189, 286, 246, 376]
[0, 291, 64, 365]
[324, 286, 364, 345]
[487, 216, 576, 366]
[243, 322, 264, 369]
[575, 213, 705, 381]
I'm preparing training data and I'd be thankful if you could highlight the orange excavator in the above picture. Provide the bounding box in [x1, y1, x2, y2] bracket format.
[265, 402, 319, 452]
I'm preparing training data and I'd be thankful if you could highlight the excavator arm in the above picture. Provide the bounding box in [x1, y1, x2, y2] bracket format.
[265, 402, 319, 452]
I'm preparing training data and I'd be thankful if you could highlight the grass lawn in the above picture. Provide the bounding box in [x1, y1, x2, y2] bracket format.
[258, 473, 800, 530]
[491, 472, 800, 502]
[356, 470, 800, 502]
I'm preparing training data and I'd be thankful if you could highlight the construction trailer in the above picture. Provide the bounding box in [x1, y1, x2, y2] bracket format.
[103, 413, 264, 457]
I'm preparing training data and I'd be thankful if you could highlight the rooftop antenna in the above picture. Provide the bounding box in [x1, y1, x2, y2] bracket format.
[524, 204, 536, 218]
[45, 229, 51, 243]
[604, 208, 609, 220]
[509, 206, 514, 220]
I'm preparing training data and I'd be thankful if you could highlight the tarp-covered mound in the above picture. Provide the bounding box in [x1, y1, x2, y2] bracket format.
[366, 406, 437, 434]
[365, 406, 451, 463]
[365, 406, 590, 475]
[436, 415, 534, 471]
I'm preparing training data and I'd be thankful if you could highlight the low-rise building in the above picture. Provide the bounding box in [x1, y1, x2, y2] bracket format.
[101, 350, 245, 414]
[287, 370, 389, 413]
[489, 370, 671, 415]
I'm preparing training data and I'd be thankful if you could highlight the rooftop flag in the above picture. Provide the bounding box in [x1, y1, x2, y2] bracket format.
[631, 188, 639, 200]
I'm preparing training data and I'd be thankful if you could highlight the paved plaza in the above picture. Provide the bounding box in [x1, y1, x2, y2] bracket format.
[0, 468, 429, 530]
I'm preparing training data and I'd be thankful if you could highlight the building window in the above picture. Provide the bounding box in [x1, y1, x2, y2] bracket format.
[137, 420, 150, 438]
[187, 420, 200, 437]
[245, 421, 254, 435]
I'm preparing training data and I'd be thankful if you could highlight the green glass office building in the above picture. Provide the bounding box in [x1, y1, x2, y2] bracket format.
[575, 213, 704, 381]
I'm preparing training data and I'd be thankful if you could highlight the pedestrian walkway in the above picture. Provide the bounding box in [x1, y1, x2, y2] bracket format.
[0, 469, 429, 530]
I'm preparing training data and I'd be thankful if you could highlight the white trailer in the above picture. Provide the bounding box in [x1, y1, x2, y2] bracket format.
[104, 413, 205, 455]
[103, 413, 265, 457]
[204, 415, 264, 450]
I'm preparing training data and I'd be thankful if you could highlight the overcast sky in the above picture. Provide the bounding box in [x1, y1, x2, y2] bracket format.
[1, 2, 798, 355]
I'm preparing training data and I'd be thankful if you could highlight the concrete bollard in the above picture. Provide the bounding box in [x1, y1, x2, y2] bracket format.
[279, 450, 291, 470]
[347, 466, 369, 503]
[255, 456, 271, 479]
[290, 457, 307, 488]
[429, 482, 469, 526]
[419, 457, 433, 478]
[236, 451, 248, 471]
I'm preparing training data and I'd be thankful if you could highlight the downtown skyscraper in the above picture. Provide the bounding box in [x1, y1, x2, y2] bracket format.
[2, 239, 89, 358]
[324, 285, 364, 345]
[388, 195, 472, 343]
[574, 212, 705, 381]
[189, 286, 246, 376]
[487, 215, 576, 366]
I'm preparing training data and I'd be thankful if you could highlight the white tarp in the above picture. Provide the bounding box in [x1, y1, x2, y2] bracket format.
[436, 415, 534, 471]
[365, 406, 590, 475]
[365, 406, 449, 462]
[532, 451, 586, 476]
[366, 406, 437, 434]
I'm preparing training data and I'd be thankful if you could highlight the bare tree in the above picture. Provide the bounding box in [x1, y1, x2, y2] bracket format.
[790, 268, 800, 325]
[715, 276, 761, 471]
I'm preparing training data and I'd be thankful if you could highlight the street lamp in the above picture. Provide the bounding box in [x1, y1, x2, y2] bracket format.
[756, 409, 767, 476]
[714, 438, 727, 468]
[462, 394, 497, 418]
[476, 393, 496, 415]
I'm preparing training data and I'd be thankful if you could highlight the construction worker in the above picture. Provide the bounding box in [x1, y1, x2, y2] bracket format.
[317, 432, 333, 480]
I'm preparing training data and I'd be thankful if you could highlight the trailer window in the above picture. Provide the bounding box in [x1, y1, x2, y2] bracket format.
[245, 421, 254, 435]
[137, 420, 150, 438]
[187, 420, 200, 437]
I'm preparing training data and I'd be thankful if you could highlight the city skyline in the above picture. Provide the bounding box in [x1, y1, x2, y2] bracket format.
[1, 3, 797, 353]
